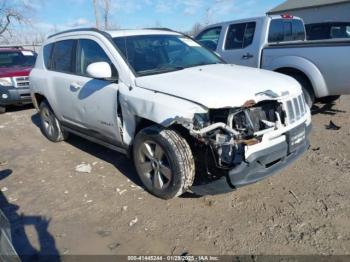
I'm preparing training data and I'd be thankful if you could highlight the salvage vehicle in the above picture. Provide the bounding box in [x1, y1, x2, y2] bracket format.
[0, 47, 37, 113]
[306, 22, 350, 40]
[30, 28, 311, 199]
[196, 15, 350, 107]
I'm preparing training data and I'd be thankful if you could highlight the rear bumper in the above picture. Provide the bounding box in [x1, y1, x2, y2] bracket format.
[0, 86, 31, 106]
[191, 124, 312, 196]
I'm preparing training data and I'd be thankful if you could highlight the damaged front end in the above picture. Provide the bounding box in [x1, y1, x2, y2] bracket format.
[178, 97, 310, 195]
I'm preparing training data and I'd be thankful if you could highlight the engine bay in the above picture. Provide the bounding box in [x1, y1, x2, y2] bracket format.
[190, 100, 286, 169]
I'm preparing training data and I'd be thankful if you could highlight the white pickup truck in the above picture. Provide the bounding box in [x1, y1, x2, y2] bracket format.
[196, 15, 350, 107]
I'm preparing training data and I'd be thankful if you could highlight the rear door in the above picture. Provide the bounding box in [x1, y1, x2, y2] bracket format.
[220, 22, 258, 67]
[49, 39, 79, 123]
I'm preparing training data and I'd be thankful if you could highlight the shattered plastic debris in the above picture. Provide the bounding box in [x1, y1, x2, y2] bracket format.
[0, 125, 5, 129]
[122, 206, 128, 211]
[326, 121, 341, 131]
[129, 217, 138, 227]
[108, 242, 120, 251]
[119, 189, 127, 195]
[9, 196, 17, 202]
[0, 160, 8, 166]
[1, 187, 8, 192]
[75, 163, 92, 173]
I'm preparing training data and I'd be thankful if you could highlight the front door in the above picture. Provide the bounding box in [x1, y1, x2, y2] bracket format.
[70, 38, 122, 144]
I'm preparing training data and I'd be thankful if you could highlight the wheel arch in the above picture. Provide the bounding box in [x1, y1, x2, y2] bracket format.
[266, 56, 328, 98]
[275, 67, 315, 97]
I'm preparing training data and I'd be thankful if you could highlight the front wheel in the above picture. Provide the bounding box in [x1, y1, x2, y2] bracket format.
[0, 106, 5, 114]
[39, 101, 68, 142]
[133, 126, 195, 199]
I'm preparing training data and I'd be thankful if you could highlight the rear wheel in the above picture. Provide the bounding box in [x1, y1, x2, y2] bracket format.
[0, 106, 5, 114]
[317, 95, 340, 104]
[133, 126, 195, 199]
[39, 101, 68, 142]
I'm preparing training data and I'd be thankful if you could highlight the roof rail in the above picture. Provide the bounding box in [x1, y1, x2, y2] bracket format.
[48, 27, 110, 39]
[144, 27, 175, 31]
[0, 45, 24, 50]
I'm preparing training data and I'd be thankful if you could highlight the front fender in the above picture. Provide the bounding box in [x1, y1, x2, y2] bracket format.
[264, 56, 328, 98]
[119, 85, 207, 145]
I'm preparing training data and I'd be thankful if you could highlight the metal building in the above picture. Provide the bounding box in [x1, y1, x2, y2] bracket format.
[268, 0, 350, 24]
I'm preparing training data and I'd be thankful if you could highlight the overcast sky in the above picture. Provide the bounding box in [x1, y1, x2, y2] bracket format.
[26, 0, 284, 33]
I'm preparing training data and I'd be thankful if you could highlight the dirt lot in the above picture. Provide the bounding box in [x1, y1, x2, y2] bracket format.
[1, 97, 350, 257]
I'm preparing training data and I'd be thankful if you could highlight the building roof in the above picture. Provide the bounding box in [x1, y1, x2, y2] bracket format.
[268, 0, 350, 13]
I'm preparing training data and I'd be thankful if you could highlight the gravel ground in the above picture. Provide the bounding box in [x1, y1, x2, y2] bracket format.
[0, 97, 350, 257]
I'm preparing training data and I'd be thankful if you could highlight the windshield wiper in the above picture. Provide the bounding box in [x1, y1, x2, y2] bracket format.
[138, 66, 185, 76]
[185, 62, 222, 69]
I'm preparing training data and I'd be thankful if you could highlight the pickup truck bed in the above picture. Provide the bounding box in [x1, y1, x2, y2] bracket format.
[262, 39, 350, 98]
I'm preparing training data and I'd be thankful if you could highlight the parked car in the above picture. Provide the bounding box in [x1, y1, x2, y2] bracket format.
[30, 28, 311, 199]
[0, 47, 37, 113]
[195, 15, 350, 107]
[306, 22, 350, 40]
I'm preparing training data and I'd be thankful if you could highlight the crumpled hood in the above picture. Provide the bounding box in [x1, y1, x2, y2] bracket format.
[0, 66, 32, 78]
[135, 64, 302, 108]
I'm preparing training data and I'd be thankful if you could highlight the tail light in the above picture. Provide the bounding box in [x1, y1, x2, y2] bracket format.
[281, 14, 294, 19]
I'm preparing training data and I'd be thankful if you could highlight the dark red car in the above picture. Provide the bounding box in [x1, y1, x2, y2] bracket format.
[0, 47, 37, 113]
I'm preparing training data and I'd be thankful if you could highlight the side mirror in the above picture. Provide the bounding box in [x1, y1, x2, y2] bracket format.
[86, 62, 113, 80]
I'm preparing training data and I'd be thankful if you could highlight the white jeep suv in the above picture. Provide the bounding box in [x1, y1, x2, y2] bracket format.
[30, 28, 312, 199]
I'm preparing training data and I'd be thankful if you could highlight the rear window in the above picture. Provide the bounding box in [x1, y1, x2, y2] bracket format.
[51, 40, 76, 73]
[0, 50, 36, 68]
[268, 19, 305, 43]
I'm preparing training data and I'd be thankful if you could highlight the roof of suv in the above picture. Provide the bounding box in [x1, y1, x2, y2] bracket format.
[0, 47, 29, 52]
[48, 28, 182, 40]
[107, 29, 181, 38]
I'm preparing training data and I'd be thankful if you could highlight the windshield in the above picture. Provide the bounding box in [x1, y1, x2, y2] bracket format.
[113, 34, 223, 76]
[0, 50, 37, 68]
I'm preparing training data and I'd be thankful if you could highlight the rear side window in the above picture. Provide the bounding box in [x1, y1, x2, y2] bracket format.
[225, 22, 256, 50]
[76, 39, 117, 77]
[195, 27, 222, 51]
[51, 40, 76, 73]
[43, 44, 53, 69]
[268, 19, 305, 43]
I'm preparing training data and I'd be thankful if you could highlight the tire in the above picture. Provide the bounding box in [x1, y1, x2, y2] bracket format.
[286, 73, 315, 108]
[0, 106, 5, 114]
[39, 101, 68, 142]
[317, 95, 340, 104]
[133, 125, 195, 199]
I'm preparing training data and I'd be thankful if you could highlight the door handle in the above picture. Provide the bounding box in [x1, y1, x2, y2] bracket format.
[70, 82, 82, 92]
[242, 53, 254, 60]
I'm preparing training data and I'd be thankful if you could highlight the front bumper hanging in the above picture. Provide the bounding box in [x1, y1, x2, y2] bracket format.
[191, 124, 312, 196]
